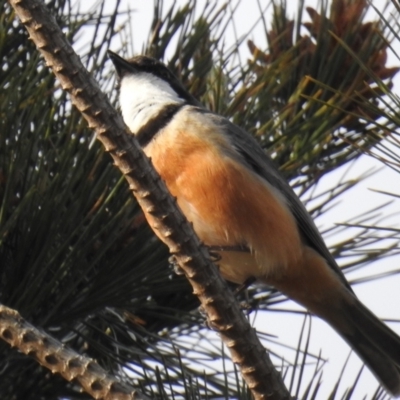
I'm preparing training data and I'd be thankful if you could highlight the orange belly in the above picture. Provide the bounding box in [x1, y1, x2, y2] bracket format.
[143, 124, 303, 283]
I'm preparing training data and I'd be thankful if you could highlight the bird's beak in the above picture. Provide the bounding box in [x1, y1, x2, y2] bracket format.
[107, 50, 138, 78]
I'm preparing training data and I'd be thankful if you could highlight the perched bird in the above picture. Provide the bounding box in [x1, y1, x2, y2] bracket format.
[108, 50, 400, 396]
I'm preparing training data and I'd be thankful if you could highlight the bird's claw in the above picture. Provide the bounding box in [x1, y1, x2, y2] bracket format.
[168, 255, 185, 276]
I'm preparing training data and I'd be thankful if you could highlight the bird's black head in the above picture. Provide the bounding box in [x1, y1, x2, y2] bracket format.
[107, 51, 199, 106]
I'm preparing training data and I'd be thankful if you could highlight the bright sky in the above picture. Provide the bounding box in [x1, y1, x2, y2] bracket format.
[101, 1, 400, 398]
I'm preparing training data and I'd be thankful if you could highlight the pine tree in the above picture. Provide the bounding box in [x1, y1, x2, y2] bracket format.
[1, 0, 400, 398]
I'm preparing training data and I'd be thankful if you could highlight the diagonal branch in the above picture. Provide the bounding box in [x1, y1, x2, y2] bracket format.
[0, 304, 151, 400]
[6, 0, 291, 399]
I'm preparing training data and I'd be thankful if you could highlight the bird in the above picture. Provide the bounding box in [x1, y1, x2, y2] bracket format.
[108, 50, 400, 397]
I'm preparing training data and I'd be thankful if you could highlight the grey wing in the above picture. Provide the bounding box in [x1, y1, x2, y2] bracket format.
[205, 110, 353, 293]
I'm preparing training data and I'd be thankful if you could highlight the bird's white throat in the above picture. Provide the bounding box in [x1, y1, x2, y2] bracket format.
[119, 72, 184, 134]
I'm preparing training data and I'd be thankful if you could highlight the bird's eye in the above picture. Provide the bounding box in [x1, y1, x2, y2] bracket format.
[160, 69, 170, 79]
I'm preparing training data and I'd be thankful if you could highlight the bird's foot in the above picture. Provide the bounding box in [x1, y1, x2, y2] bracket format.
[168, 255, 185, 276]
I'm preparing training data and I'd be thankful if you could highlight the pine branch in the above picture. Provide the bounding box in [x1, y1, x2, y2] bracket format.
[0, 304, 151, 400]
[6, 0, 291, 398]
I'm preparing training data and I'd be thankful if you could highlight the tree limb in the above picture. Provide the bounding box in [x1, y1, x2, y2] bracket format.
[0, 304, 151, 400]
[6, 0, 291, 398]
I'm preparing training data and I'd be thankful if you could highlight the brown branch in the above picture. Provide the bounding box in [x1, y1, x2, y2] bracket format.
[6, 0, 291, 399]
[0, 304, 151, 400]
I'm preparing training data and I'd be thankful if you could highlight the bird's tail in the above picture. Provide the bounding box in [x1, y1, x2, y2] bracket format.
[261, 246, 400, 395]
[327, 294, 400, 397]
